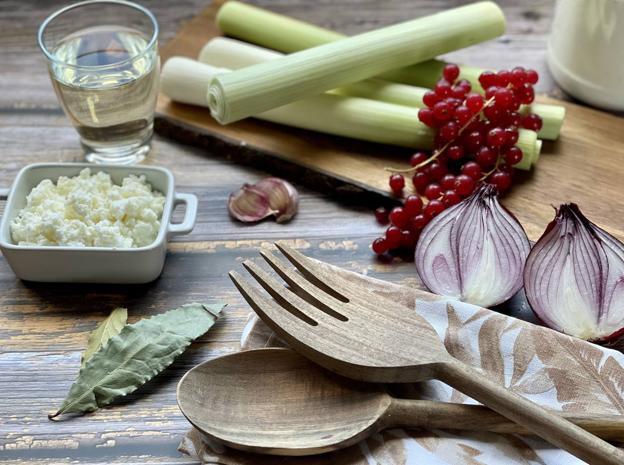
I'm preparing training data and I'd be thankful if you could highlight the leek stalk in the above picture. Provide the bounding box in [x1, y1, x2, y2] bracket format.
[207, 2, 506, 123]
[161, 57, 540, 168]
[200, 38, 428, 108]
[216, 1, 565, 139]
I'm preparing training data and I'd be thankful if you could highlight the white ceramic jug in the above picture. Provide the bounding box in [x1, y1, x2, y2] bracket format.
[548, 0, 624, 111]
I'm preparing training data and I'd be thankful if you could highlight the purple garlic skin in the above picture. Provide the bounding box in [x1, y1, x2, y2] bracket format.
[228, 178, 298, 224]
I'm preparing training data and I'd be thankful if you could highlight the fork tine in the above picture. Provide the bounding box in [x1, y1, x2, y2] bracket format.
[229, 270, 317, 327]
[274, 242, 349, 302]
[242, 260, 344, 324]
[259, 249, 348, 321]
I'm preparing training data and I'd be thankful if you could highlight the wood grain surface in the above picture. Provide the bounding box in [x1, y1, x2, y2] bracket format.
[0, 1, 621, 464]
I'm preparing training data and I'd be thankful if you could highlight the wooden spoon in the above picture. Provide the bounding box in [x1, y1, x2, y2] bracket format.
[177, 348, 624, 456]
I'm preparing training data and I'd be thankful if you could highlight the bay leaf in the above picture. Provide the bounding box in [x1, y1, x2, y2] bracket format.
[81, 307, 127, 367]
[49, 302, 224, 419]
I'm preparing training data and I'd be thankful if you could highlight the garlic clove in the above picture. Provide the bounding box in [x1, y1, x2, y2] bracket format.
[254, 177, 299, 223]
[228, 178, 298, 224]
[228, 184, 277, 222]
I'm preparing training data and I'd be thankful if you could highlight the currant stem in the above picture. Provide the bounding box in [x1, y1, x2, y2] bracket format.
[384, 93, 499, 174]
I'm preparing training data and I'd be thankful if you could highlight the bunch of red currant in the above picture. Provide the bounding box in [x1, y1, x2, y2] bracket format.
[373, 64, 542, 259]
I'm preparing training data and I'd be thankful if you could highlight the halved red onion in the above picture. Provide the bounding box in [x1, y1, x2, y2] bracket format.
[415, 185, 530, 307]
[524, 204, 624, 341]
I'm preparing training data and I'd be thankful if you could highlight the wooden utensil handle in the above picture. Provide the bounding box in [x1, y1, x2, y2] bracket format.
[385, 399, 624, 441]
[437, 361, 624, 465]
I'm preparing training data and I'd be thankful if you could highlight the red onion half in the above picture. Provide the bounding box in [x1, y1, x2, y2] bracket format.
[524, 204, 624, 341]
[415, 185, 530, 307]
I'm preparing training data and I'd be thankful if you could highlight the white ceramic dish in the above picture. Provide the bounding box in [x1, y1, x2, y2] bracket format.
[0, 163, 198, 284]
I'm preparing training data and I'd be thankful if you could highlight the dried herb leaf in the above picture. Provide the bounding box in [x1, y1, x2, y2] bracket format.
[49, 303, 224, 419]
[81, 307, 127, 368]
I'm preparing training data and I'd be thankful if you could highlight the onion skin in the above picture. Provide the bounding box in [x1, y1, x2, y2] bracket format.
[523, 204, 624, 342]
[415, 185, 530, 307]
[228, 178, 298, 223]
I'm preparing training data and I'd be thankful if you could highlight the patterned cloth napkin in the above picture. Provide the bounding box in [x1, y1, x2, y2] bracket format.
[179, 260, 624, 465]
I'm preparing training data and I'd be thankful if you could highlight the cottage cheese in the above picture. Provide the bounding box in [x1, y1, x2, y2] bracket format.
[10, 168, 165, 248]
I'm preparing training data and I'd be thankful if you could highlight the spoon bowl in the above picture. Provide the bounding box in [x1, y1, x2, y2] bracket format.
[177, 347, 388, 455]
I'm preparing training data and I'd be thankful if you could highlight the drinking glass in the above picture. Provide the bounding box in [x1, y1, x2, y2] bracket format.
[38, 0, 160, 164]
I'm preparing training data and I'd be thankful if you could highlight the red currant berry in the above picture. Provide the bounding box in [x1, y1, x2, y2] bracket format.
[440, 174, 456, 190]
[461, 161, 482, 180]
[455, 174, 476, 196]
[453, 105, 472, 125]
[432, 101, 452, 122]
[444, 97, 462, 108]
[522, 113, 543, 131]
[374, 207, 389, 225]
[400, 229, 417, 249]
[503, 146, 523, 165]
[426, 162, 447, 181]
[494, 87, 514, 109]
[412, 172, 430, 193]
[504, 126, 519, 146]
[516, 83, 535, 104]
[424, 183, 442, 200]
[389, 173, 405, 194]
[410, 151, 429, 167]
[385, 226, 402, 249]
[510, 66, 527, 87]
[483, 105, 503, 123]
[442, 189, 461, 207]
[372, 237, 388, 254]
[485, 85, 498, 100]
[411, 214, 429, 231]
[422, 90, 440, 108]
[526, 69, 539, 85]
[403, 195, 423, 216]
[488, 170, 512, 192]
[456, 79, 471, 93]
[442, 64, 460, 83]
[451, 86, 467, 99]
[475, 146, 497, 167]
[418, 108, 437, 127]
[478, 70, 498, 90]
[464, 130, 484, 152]
[434, 79, 452, 98]
[505, 111, 522, 127]
[508, 94, 521, 111]
[447, 145, 464, 160]
[497, 69, 511, 86]
[424, 199, 445, 218]
[390, 206, 409, 228]
[439, 121, 459, 141]
[487, 127, 506, 147]
[465, 93, 485, 113]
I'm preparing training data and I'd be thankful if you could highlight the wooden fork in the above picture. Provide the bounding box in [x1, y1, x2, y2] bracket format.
[229, 243, 624, 465]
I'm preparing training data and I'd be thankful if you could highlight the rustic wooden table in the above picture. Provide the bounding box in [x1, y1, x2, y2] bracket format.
[0, 1, 596, 464]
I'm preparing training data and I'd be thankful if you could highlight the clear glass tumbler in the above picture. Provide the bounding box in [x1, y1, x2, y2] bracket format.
[38, 0, 160, 164]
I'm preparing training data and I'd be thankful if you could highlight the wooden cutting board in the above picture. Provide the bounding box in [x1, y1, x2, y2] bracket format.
[155, 0, 624, 241]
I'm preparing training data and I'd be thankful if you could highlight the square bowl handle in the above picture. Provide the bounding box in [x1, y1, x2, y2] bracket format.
[167, 192, 198, 237]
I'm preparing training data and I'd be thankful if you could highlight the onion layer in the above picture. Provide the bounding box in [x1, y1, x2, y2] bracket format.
[524, 204, 624, 341]
[415, 185, 530, 307]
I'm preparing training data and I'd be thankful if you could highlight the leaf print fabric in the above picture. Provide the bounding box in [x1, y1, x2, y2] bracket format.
[180, 259, 624, 465]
